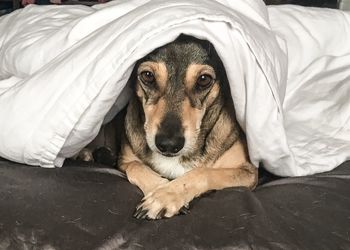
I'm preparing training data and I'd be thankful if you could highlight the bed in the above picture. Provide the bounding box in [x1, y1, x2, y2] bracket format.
[0, 1, 349, 248]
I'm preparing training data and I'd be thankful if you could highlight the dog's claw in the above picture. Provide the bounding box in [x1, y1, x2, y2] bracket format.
[133, 209, 140, 219]
[133, 206, 148, 219]
[140, 210, 149, 219]
[134, 210, 145, 219]
[156, 208, 166, 219]
[179, 206, 190, 215]
[134, 205, 142, 214]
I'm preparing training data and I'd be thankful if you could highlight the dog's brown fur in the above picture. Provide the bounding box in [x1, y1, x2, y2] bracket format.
[118, 35, 258, 219]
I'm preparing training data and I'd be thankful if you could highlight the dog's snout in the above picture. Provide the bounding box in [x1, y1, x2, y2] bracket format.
[155, 133, 185, 155]
[155, 113, 184, 155]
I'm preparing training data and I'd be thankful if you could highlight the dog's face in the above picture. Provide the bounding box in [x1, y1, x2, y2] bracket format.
[134, 36, 226, 157]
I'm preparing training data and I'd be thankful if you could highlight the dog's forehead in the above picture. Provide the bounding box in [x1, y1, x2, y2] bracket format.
[147, 41, 211, 69]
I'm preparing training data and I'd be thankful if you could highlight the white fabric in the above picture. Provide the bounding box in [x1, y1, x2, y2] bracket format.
[0, 0, 349, 176]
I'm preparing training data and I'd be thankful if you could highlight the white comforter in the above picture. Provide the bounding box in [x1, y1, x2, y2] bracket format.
[0, 0, 349, 176]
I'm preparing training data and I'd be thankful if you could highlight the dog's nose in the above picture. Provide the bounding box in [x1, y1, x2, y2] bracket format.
[155, 112, 185, 155]
[155, 133, 185, 155]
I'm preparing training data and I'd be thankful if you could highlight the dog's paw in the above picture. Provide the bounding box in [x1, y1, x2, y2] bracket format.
[133, 185, 190, 220]
[76, 148, 94, 162]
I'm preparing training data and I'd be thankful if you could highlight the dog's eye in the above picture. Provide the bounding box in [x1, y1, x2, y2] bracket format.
[139, 71, 155, 85]
[196, 74, 214, 89]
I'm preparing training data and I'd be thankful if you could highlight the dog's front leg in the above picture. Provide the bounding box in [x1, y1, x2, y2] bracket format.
[119, 143, 169, 196]
[134, 163, 257, 220]
[120, 161, 169, 196]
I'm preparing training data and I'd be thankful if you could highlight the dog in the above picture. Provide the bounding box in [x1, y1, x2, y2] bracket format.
[116, 35, 258, 220]
[76, 35, 258, 219]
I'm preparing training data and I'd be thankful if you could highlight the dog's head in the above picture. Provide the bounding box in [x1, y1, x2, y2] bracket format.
[133, 35, 229, 157]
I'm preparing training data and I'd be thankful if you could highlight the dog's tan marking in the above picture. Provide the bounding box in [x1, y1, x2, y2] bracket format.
[184, 64, 216, 90]
[143, 98, 166, 150]
[138, 62, 168, 92]
[212, 141, 248, 168]
[182, 97, 204, 129]
[144, 97, 166, 125]
[181, 97, 204, 151]
[202, 108, 236, 157]
[136, 83, 144, 98]
[205, 82, 220, 107]
[120, 144, 168, 195]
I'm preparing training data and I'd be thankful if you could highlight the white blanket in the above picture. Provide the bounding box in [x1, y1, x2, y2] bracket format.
[0, 0, 349, 176]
